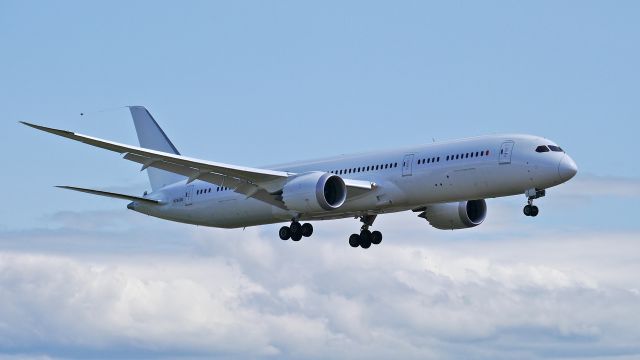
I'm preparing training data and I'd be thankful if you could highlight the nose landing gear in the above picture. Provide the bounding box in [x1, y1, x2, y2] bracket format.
[523, 188, 545, 217]
[523, 203, 539, 217]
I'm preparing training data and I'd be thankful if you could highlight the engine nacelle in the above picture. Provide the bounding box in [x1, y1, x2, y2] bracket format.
[422, 199, 487, 230]
[282, 172, 347, 213]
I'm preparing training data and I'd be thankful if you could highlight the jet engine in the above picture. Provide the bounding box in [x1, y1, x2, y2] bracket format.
[420, 199, 487, 230]
[282, 172, 347, 213]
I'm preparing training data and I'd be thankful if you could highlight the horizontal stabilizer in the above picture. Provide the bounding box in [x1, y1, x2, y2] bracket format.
[56, 185, 160, 204]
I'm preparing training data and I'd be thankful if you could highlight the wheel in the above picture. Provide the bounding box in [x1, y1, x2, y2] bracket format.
[279, 226, 291, 240]
[523, 205, 532, 216]
[371, 231, 382, 245]
[349, 234, 360, 248]
[301, 223, 314, 237]
[360, 236, 372, 249]
[291, 232, 303, 241]
[531, 205, 539, 217]
[360, 229, 372, 243]
[290, 222, 302, 235]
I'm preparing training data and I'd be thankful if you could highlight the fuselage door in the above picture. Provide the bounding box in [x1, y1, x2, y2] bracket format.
[185, 185, 194, 206]
[402, 154, 414, 176]
[499, 141, 515, 164]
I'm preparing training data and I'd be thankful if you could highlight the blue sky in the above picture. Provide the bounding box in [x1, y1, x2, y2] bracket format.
[1, 1, 639, 359]
[2, 1, 639, 230]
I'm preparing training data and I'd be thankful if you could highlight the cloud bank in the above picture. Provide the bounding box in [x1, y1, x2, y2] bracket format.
[1, 201, 639, 359]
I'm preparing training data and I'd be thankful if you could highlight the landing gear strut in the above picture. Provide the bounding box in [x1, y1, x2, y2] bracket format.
[279, 220, 314, 241]
[523, 188, 545, 217]
[349, 215, 383, 249]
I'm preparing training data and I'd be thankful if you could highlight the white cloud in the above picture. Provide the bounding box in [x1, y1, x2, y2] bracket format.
[1, 213, 640, 359]
[554, 174, 640, 198]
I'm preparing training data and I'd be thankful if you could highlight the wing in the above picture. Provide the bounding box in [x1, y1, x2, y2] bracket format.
[22, 122, 374, 208]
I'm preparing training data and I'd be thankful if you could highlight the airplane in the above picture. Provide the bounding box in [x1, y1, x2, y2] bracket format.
[21, 106, 578, 248]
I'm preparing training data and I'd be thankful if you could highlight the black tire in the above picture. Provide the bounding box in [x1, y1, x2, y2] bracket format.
[290, 222, 302, 236]
[291, 232, 303, 241]
[360, 229, 372, 243]
[371, 231, 382, 245]
[360, 236, 372, 249]
[531, 206, 539, 217]
[301, 223, 314, 237]
[349, 234, 360, 248]
[523, 205, 532, 216]
[279, 226, 291, 240]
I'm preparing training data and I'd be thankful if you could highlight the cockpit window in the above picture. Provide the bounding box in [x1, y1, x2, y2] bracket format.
[548, 145, 564, 152]
[535, 145, 550, 153]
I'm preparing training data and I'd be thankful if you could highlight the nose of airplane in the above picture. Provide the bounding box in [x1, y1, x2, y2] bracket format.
[558, 155, 578, 182]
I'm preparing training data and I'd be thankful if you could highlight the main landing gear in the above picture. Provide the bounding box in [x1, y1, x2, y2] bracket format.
[278, 215, 384, 248]
[523, 188, 545, 217]
[279, 220, 313, 241]
[348, 215, 383, 249]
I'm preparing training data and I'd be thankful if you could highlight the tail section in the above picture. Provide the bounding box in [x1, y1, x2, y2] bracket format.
[129, 106, 185, 190]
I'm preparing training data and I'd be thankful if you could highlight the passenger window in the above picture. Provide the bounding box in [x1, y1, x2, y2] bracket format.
[536, 145, 550, 153]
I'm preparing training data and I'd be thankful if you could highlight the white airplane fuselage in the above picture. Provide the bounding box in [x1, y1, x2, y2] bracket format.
[133, 134, 577, 228]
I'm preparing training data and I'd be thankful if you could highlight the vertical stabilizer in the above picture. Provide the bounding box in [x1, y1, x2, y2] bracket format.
[129, 106, 185, 190]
